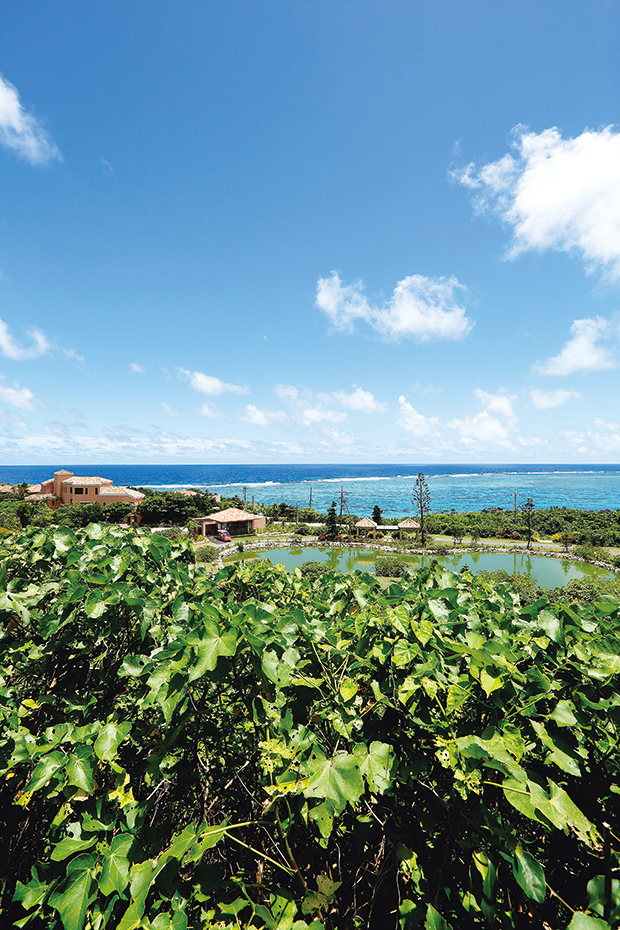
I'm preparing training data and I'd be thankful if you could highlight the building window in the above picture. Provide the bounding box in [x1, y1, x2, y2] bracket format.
[74, 488, 84, 495]
[95, 487, 98, 494]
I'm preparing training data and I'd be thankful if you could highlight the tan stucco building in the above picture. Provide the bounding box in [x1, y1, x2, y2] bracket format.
[26, 470, 145, 508]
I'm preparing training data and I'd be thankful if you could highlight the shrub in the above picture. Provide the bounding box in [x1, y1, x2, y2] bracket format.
[574, 543, 597, 561]
[477, 569, 542, 606]
[299, 560, 330, 580]
[195, 544, 219, 563]
[375, 555, 408, 577]
[152, 526, 184, 539]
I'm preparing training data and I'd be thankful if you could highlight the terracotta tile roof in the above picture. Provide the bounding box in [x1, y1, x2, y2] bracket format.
[208, 507, 256, 523]
[62, 476, 112, 486]
[99, 486, 145, 500]
[0, 484, 14, 493]
[27, 484, 43, 494]
[398, 518, 420, 528]
[176, 489, 199, 497]
[54, 469, 73, 475]
[26, 493, 55, 501]
[355, 517, 377, 528]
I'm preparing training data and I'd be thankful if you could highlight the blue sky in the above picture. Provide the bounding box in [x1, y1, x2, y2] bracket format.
[1, 0, 620, 464]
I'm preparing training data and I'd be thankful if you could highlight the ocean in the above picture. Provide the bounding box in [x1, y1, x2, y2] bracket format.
[2, 463, 619, 518]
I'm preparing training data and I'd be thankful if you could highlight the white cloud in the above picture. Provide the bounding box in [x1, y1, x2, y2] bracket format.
[474, 388, 517, 421]
[302, 407, 348, 425]
[322, 387, 388, 413]
[454, 125, 620, 281]
[199, 403, 223, 418]
[63, 348, 85, 363]
[161, 402, 186, 417]
[530, 387, 579, 409]
[535, 317, 615, 375]
[0, 318, 50, 360]
[0, 74, 61, 165]
[177, 368, 248, 396]
[0, 381, 36, 410]
[130, 362, 145, 374]
[316, 271, 473, 342]
[593, 417, 620, 431]
[447, 411, 512, 444]
[397, 396, 440, 436]
[242, 404, 287, 426]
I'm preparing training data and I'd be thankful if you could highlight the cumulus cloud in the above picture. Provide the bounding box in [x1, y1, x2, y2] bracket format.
[530, 387, 579, 409]
[273, 383, 387, 428]
[447, 411, 512, 445]
[177, 368, 248, 396]
[534, 317, 615, 375]
[0, 318, 50, 360]
[0, 381, 36, 410]
[130, 362, 145, 374]
[454, 125, 620, 281]
[242, 404, 287, 426]
[316, 271, 473, 342]
[474, 388, 517, 422]
[397, 396, 440, 436]
[322, 387, 388, 413]
[0, 74, 61, 165]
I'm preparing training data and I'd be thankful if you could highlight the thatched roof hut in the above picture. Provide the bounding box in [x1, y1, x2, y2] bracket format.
[398, 517, 420, 540]
[355, 517, 377, 537]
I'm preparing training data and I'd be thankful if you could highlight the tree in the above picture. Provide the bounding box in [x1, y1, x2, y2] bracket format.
[371, 504, 383, 526]
[325, 500, 339, 538]
[452, 516, 466, 547]
[412, 473, 431, 545]
[521, 497, 535, 549]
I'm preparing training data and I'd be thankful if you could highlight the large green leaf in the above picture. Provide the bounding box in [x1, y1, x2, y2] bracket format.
[48, 860, 94, 930]
[567, 914, 611, 929]
[66, 747, 95, 794]
[25, 751, 66, 792]
[512, 847, 546, 902]
[304, 750, 364, 814]
[100, 833, 133, 896]
[188, 623, 237, 681]
[51, 837, 97, 861]
[94, 721, 132, 762]
[355, 741, 396, 794]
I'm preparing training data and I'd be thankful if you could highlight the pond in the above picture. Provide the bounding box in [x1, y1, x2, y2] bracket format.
[224, 545, 615, 589]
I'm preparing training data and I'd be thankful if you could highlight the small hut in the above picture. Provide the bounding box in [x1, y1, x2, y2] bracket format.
[398, 517, 420, 540]
[355, 517, 377, 538]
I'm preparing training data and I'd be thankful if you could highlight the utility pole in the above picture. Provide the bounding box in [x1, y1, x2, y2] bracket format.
[514, 490, 517, 523]
[296, 503, 299, 523]
[243, 486, 247, 505]
[339, 486, 351, 518]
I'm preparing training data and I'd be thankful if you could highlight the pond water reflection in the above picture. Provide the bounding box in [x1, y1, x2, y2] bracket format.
[223, 546, 614, 589]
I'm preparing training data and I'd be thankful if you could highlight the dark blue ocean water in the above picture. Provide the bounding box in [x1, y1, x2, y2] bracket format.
[2, 463, 619, 517]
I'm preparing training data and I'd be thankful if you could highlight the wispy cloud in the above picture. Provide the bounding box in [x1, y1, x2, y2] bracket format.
[593, 417, 620, 431]
[274, 383, 387, 427]
[161, 402, 186, 417]
[316, 271, 473, 342]
[130, 362, 145, 374]
[199, 403, 223, 418]
[0, 74, 61, 165]
[397, 396, 440, 436]
[454, 125, 620, 281]
[242, 404, 287, 426]
[0, 318, 50, 360]
[63, 348, 85, 363]
[530, 387, 579, 409]
[177, 368, 248, 396]
[534, 317, 615, 376]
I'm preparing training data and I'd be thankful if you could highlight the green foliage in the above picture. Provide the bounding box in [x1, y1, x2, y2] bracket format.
[298, 560, 330, 581]
[1, 526, 619, 928]
[375, 555, 408, 577]
[325, 501, 338, 538]
[372, 504, 383, 526]
[194, 544, 219, 563]
[412, 473, 432, 545]
[477, 569, 542, 606]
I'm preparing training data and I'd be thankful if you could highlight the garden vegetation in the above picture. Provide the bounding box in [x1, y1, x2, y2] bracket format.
[1, 525, 620, 928]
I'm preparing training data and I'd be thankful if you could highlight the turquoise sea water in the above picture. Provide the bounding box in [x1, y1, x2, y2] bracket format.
[224, 546, 614, 589]
[1, 464, 619, 517]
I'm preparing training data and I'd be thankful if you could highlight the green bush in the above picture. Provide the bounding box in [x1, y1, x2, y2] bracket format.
[152, 526, 184, 540]
[375, 555, 408, 577]
[299, 559, 330, 580]
[194, 544, 219, 563]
